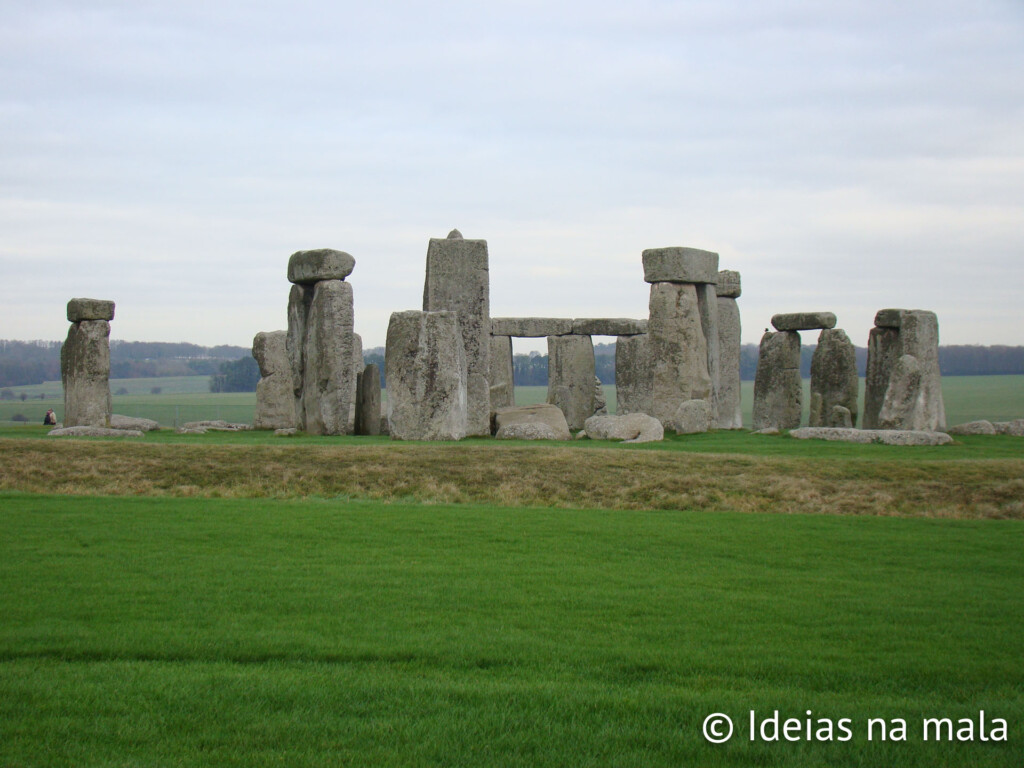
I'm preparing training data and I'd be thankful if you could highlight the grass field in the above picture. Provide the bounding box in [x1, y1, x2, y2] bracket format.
[1, 493, 1021, 767]
[3, 375, 1022, 428]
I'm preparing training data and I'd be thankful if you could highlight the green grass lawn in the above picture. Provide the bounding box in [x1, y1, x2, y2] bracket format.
[1, 493, 1021, 767]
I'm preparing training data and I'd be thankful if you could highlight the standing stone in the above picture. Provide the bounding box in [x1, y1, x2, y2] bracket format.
[592, 376, 607, 417]
[647, 282, 711, 425]
[808, 329, 859, 428]
[715, 271, 742, 429]
[386, 310, 467, 441]
[302, 280, 356, 435]
[349, 332, 363, 432]
[897, 310, 945, 431]
[546, 334, 597, 431]
[752, 330, 802, 430]
[422, 231, 491, 436]
[286, 283, 313, 427]
[696, 282, 720, 424]
[863, 326, 900, 429]
[667, 399, 713, 434]
[615, 333, 652, 416]
[61, 306, 113, 428]
[355, 363, 382, 436]
[878, 355, 922, 429]
[489, 335, 515, 409]
[252, 331, 295, 430]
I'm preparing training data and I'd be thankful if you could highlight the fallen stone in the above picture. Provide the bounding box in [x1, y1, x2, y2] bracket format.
[752, 330, 801, 430]
[492, 404, 571, 441]
[490, 317, 574, 337]
[808, 328, 859, 427]
[287, 249, 356, 284]
[668, 399, 713, 434]
[547, 334, 598, 431]
[179, 420, 252, 433]
[648, 282, 711, 424]
[789, 427, 953, 446]
[495, 422, 560, 440]
[274, 428, 299, 436]
[570, 318, 648, 336]
[386, 310, 467, 441]
[67, 298, 115, 322]
[948, 420, 996, 435]
[48, 426, 143, 438]
[583, 413, 664, 443]
[752, 427, 780, 435]
[993, 420, 1024, 437]
[770, 312, 837, 331]
[715, 270, 741, 299]
[253, 331, 296, 430]
[642, 247, 719, 284]
[62, 318, 112, 428]
[109, 414, 160, 432]
[614, 333, 652, 416]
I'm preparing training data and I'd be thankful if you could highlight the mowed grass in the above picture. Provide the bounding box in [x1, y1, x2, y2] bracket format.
[1, 493, 1021, 767]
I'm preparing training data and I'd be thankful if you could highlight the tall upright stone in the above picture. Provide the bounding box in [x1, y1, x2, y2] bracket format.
[615, 333, 652, 416]
[715, 271, 742, 429]
[808, 329, 859, 428]
[286, 283, 313, 427]
[546, 334, 597, 431]
[253, 331, 295, 430]
[349, 332, 363, 432]
[355, 363, 382, 436]
[423, 230, 491, 436]
[302, 280, 356, 435]
[386, 310, 467, 441]
[61, 299, 114, 428]
[863, 309, 945, 431]
[695, 283, 720, 423]
[647, 282, 711, 425]
[489, 335, 515, 409]
[752, 330, 802, 430]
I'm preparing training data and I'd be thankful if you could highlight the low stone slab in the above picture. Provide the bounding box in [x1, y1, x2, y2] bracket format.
[67, 298, 115, 322]
[771, 312, 837, 331]
[490, 317, 573, 337]
[495, 422, 560, 440]
[109, 414, 160, 432]
[274, 428, 298, 436]
[583, 413, 664, 443]
[642, 247, 719, 284]
[178, 420, 252, 433]
[571, 318, 648, 336]
[492, 404, 571, 441]
[48, 426, 143, 438]
[667, 399, 712, 434]
[948, 420, 996, 435]
[287, 249, 356, 284]
[994, 419, 1024, 437]
[789, 427, 953, 446]
[715, 270, 741, 298]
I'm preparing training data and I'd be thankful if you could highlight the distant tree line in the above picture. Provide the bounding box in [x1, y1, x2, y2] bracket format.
[209, 356, 261, 393]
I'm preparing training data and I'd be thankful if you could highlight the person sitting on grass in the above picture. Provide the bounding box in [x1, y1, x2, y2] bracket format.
[43, 409, 57, 425]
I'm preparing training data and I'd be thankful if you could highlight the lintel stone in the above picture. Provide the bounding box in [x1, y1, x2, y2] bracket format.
[771, 312, 837, 332]
[287, 249, 356, 284]
[715, 270, 741, 298]
[874, 308, 905, 328]
[67, 298, 115, 322]
[642, 247, 719, 284]
[491, 317, 574, 337]
[571, 318, 648, 336]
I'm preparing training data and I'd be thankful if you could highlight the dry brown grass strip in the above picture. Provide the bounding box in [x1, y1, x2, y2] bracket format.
[2, 439, 1022, 519]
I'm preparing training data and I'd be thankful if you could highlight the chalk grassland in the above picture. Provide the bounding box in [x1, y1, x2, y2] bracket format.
[3, 375, 1024, 427]
[1, 494, 1021, 767]
[1, 431, 1022, 518]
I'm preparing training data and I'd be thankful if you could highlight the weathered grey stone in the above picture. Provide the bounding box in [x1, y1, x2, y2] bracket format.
[808, 329, 859, 428]
[592, 376, 607, 417]
[696, 283, 720, 424]
[488, 335, 515, 409]
[61, 319, 112, 428]
[877, 355, 922, 430]
[355, 363, 382, 436]
[492, 403, 571, 441]
[179, 420, 251, 433]
[67, 298, 115, 322]
[863, 326, 900, 429]
[490, 317, 574, 337]
[642, 247, 719, 284]
[716, 296, 742, 429]
[614, 333, 652, 416]
[386, 310, 467, 441]
[349, 333, 363, 432]
[993, 419, 1024, 436]
[753, 427, 780, 435]
[667, 399, 713, 434]
[715, 270, 741, 299]
[874, 308, 904, 328]
[302, 280, 356, 435]
[827, 405, 854, 429]
[648, 282, 712, 425]
[447, 228, 463, 239]
[752, 330, 802, 430]
[495, 422, 560, 441]
[274, 428, 298, 436]
[48, 426, 142, 438]
[790, 427, 952, 446]
[547, 335, 598, 431]
[583, 413, 664, 443]
[770, 312, 837, 331]
[253, 331, 295, 430]
[286, 283, 313, 425]
[109, 414, 160, 432]
[948, 420, 997, 435]
[287, 249, 355, 284]
[896, 311, 945, 431]
[570, 318, 648, 336]
[423, 234, 490, 436]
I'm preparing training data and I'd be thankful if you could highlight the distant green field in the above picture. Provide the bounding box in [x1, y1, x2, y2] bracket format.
[3, 375, 1022, 428]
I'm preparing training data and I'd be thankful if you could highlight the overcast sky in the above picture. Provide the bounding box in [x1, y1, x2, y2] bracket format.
[3, 0, 1022, 350]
